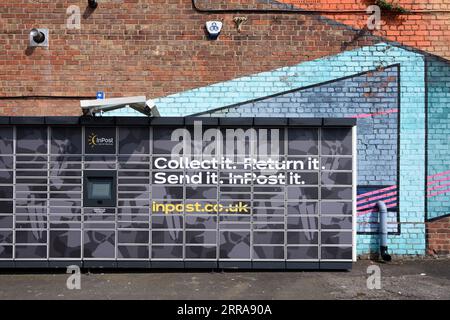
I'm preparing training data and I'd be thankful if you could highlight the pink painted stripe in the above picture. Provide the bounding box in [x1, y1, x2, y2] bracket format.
[357, 185, 397, 199]
[428, 182, 450, 192]
[357, 191, 397, 205]
[427, 188, 450, 198]
[357, 203, 397, 216]
[357, 197, 397, 211]
[427, 169, 450, 180]
[350, 109, 398, 119]
[427, 175, 450, 186]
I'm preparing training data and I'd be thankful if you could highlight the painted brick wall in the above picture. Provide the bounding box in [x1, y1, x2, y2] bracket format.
[202, 66, 400, 235]
[204, 66, 399, 187]
[427, 58, 450, 220]
[0, 1, 448, 256]
[150, 43, 427, 256]
[426, 57, 450, 254]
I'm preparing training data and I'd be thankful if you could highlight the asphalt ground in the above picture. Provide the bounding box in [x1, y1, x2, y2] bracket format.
[0, 259, 448, 300]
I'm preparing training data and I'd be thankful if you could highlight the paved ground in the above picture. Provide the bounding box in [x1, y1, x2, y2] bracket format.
[0, 259, 448, 300]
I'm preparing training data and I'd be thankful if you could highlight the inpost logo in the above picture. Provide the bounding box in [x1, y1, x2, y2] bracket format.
[88, 133, 114, 148]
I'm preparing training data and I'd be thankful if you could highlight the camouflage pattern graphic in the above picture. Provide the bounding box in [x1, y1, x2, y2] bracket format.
[153, 128, 179, 154]
[0, 128, 13, 155]
[321, 128, 353, 156]
[186, 186, 217, 199]
[119, 127, 149, 155]
[15, 245, 47, 259]
[0, 156, 13, 170]
[253, 246, 284, 260]
[321, 186, 352, 200]
[185, 245, 216, 259]
[152, 215, 183, 229]
[118, 245, 149, 259]
[0, 230, 12, 244]
[287, 231, 318, 244]
[321, 172, 352, 185]
[84, 230, 115, 258]
[186, 215, 217, 229]
[51, 127, 82, 155]
[288, 129, 318, 155]
[0, 245, 12, 259]
[152, 186, 183, 200]
[0, 125, 354, 264]
[321, 216, 352, 230]
[321, 157, 352, 171]
[0, 128, 13, 260]
[118, 230, 149, 244]
[321, 231, 352, 245]
[0, 216, 13, 229]
[16, 127, 47, 154]
[48, 127, 83, 259]
[0, 186, 12, 199]
[287, 246, 318, 260]
[321, 246, 352, 260]
[50, 230, 81, 258]
[152, 230, 183, 244]
[152, 245, 182, 259]
[12, 127, 49, 259]
[220, 231, 250, 259]
[1, 130, 23, 258]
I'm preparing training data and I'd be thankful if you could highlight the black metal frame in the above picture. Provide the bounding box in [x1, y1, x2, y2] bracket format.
[2, 116, 357, 127]
[83, 170, 117, 207]
[0, 116, 356, 270]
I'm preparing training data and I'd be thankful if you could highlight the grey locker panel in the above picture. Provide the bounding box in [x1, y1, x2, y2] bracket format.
[0, 118, 355, 270]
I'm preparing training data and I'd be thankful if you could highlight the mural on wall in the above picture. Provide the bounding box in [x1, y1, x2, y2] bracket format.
[147, 42, 427, 255]
[109, 40, 450, 255]
[426, 58, 450, 221]
[0, 1, 447, 259]
[201, 65, 400, 234]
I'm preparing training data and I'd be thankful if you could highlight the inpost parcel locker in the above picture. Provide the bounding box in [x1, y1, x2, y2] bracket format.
[0, 117, 356, 269]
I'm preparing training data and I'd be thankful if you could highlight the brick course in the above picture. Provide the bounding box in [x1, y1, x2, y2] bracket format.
[0, 0, 378, 115]
[427, 216, 450, 255]
[258, 0, 450, 60]
[203, 66, 400, 235]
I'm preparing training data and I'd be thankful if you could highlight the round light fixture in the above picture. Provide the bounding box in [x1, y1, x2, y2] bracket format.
[30, 28, 46, 44]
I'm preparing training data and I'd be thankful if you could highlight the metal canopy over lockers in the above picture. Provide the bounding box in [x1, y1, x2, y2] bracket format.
[0, 117, 356, 269]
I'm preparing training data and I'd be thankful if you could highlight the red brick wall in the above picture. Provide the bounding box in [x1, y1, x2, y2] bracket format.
[276, 0, 450, 60]
[0, 0, 377, 116]
[1, 1, 449, 115]
[427, 216, 450, 255]
[199, 1, 450, 60]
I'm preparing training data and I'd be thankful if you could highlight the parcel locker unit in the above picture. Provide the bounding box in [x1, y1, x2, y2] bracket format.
[0, 117, 356, 269]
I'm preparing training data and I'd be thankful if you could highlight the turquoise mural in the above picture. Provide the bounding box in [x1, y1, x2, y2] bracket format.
[427, 58, 450, 221]
[107, 42, 449, 256]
